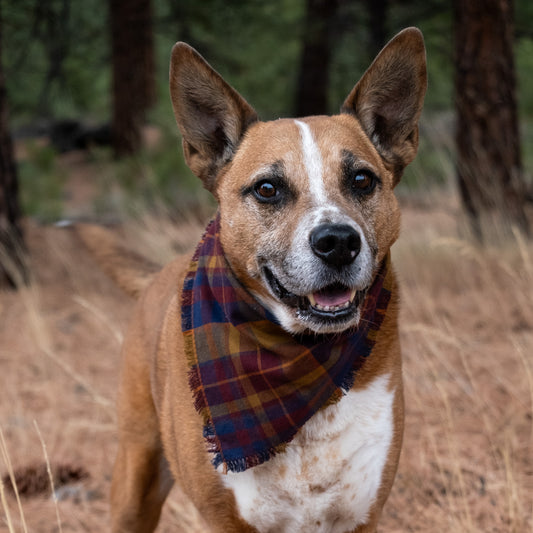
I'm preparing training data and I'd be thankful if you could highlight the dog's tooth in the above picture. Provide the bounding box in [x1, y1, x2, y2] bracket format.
[310, 296, 354, 313]
[349, 289, 357, 302]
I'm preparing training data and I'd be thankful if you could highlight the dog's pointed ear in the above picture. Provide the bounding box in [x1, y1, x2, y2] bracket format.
[341, 27, 427, 183]
[169, 43, 258, 192]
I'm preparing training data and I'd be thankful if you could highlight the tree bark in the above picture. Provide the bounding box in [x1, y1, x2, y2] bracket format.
[453, 0, 529, 238]
[110, 0, 155, 157]
[0, 2, 27, 288]
[295, 0, 340, 117]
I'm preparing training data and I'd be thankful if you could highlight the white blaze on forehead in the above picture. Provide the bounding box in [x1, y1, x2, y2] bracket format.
[294, 120, 326, 205]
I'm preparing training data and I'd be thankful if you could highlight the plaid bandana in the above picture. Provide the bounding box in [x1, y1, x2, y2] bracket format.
[182, 214, 393, 473]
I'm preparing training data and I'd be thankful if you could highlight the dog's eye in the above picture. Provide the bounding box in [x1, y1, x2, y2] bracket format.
[254, 181, 278, 201]
[350, 171, 376, 194]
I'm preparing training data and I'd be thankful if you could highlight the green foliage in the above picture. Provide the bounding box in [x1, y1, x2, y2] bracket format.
[111, 137, 204, 210]
[89, 114, 214, 217]
[154, 0, 303, 119]
[516, 38, 533, 117]
[18, 143, 65, 222]
[329, 3, 453, 112]
[3, 0, 533, 218]
[3, 0, 110, 120]
[415, 14, 454, 111]
[516, 0, 533, 39]
[401, 111, 455, 190]
[521, 120, 533, 178]
[4, 0, 533, 122]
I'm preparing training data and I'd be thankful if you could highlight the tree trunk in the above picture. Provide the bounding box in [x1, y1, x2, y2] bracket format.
[453, 0, 529, 239]
[365, 0, 388, 58]
[110, 0, 155, 157]
[0, 2, 27, 288]
[295, 0, 340, 117]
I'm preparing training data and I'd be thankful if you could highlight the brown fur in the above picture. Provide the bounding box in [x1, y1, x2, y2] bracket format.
[98, 28, 427, 532]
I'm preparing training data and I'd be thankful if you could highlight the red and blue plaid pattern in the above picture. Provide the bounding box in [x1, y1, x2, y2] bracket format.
[182, 214, 393, 473]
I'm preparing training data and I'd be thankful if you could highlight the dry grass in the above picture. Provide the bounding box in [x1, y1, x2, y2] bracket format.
[383, 199, 533, 532]
[0, 193, 531, 532]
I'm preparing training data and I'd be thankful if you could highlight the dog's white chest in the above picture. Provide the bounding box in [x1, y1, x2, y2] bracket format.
[219, 373, 395, 533]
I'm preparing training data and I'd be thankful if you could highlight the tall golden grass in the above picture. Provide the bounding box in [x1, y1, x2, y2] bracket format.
[384, 201, 533, 532]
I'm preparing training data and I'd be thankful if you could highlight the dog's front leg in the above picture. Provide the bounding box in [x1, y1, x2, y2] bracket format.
[350, 522, 378, 533]
[110, 336, 174, 533]
[111, 436, 173, 533]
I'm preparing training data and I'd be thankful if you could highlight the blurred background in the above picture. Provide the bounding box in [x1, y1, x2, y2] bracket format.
[0, 2, 532, 532]
[1, 0, 532, 250]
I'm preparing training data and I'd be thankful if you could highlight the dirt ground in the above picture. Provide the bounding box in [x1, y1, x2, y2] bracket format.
[1, 179, 532, 531]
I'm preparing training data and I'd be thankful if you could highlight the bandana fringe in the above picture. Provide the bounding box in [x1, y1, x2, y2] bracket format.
[212, 446, 283, 474]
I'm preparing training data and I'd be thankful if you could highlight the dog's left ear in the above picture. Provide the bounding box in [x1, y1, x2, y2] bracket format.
[169, 43, 258, 193]
[341, 27, 427, 183]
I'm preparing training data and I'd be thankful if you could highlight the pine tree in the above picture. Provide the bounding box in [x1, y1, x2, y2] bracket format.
[0, 1, 27, 288]
[110, 0, 155, 157]
[453, 0, 530, 238]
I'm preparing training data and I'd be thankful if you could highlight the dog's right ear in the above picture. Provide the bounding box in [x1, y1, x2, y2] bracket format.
[341, 27, 427, 183]
[169, 43, 258, 193]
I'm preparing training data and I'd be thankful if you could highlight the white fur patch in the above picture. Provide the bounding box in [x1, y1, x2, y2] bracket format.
[220, 374, 395, 532]
[295, 120, 326, 205]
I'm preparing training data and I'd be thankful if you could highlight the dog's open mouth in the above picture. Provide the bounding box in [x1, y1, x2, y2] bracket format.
[263, 267, 367, 320]
[308, 285, 357, 312]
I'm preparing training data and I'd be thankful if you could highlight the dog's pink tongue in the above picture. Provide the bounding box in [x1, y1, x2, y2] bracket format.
[312, 288, 353, 307]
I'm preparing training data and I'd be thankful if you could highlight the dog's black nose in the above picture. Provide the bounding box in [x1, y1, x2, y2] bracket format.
[310, 224, 361, 267]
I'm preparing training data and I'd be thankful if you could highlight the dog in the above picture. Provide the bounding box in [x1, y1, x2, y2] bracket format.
[89, 27, 426, 533]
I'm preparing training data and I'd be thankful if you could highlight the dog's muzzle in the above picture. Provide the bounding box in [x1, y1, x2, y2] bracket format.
[260, 223, 373, 329]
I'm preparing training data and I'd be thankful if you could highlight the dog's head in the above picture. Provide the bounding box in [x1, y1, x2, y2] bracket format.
[170, 28, 427, 334]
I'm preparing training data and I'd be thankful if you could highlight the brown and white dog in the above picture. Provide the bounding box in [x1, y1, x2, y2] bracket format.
[100, 27, 426, 533]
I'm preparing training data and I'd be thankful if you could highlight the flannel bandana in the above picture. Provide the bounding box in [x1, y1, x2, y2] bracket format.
[182, 214, 392, 473]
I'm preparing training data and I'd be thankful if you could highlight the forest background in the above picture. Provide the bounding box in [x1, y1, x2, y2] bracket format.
[1, 1, 533, 532]
[3, 0, 533, 219]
